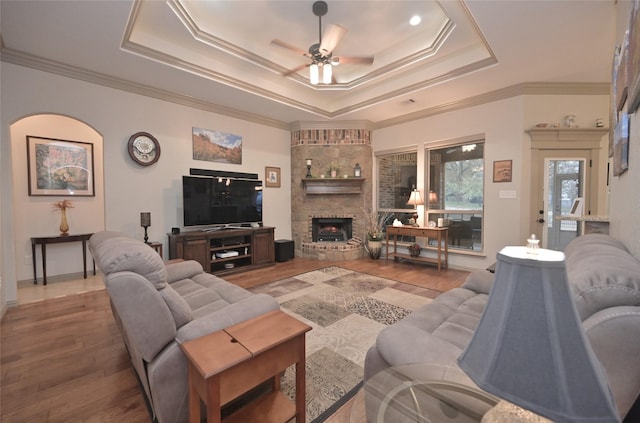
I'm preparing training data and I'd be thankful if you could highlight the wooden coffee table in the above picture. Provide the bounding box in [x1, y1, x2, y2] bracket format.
[180, 310, 311, 423]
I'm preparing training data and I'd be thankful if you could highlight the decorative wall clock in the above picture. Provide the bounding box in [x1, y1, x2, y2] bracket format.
[127, 132, 160, 166]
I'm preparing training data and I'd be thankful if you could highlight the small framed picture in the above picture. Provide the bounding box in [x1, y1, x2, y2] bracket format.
[568, 198, 584, 217]
[493, 160, 512, 183]
[265, 166, 281, 188]
[27, 136, 95, 196]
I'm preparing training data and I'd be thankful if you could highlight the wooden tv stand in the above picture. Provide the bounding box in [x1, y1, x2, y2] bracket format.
[168, 227, 275, 276]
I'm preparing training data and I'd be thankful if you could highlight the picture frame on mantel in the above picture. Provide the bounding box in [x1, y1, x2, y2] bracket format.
[265, 166, 281, 188]
[493, 160, 512, 183]
[26, 135, 95, 196]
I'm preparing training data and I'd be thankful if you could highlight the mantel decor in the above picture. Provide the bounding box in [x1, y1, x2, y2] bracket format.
[27, 136, 95, 196]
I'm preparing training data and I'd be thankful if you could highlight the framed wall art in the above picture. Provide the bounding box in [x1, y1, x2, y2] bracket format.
[27, 136, 95, 196]
[613, 112, 630, 176]
[265, 166, 281, 187]
[192, 127, 242, 164]
[493, 160, 512, 183]
[627, 0, 640, 113]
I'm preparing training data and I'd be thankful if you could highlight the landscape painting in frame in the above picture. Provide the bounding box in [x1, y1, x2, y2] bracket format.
[192, 127, 242, 164]
[613, 112, 630, 176]
[27, 136, 95, 196]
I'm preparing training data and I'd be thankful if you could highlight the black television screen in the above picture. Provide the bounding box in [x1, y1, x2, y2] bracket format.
[182, 176, 262, 227]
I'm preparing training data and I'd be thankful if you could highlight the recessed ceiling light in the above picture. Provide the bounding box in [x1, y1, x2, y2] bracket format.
[410, 15, 421, 26]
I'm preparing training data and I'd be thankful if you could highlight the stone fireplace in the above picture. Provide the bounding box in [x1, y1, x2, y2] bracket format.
[290, 125, 373, 260]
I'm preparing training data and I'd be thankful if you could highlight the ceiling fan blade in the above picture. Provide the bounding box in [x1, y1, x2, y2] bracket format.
[319, 24, 346, 56]
[282, 63, 310, 77]
[334, 56, 375, 66]
[271, 39, 310, 57]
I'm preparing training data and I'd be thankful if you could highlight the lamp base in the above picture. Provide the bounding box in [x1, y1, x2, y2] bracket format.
[482, 401, 554, 423]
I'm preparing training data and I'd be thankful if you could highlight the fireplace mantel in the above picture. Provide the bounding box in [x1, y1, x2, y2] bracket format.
[302, 178, 365, 195]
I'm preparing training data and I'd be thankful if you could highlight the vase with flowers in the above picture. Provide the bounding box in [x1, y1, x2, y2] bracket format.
[327, 163, 340, 178]
[52, 199, 74, 236]
[362, 206, 392, 259]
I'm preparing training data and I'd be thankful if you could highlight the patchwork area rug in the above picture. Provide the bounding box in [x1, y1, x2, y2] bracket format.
[248, 266, 442, 422]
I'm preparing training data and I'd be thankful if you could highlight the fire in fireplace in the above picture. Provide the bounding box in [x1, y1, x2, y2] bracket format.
[312, 217, 353, 242]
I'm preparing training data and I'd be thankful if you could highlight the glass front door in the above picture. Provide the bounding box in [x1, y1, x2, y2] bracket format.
[544, 159, 585, 250]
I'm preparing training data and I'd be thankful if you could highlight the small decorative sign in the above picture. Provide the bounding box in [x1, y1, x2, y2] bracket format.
[493, 160, 512, 183]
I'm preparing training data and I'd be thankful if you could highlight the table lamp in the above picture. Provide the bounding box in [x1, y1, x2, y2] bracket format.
[140, 212, 151, 244]
[458, 246, 620, 423]
[406, 187, 424, 225]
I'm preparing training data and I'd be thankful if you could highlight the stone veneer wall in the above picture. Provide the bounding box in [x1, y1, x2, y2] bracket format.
[291, 128, 373, 260]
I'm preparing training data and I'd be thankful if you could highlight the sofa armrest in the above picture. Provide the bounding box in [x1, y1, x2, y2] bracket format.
[461, 270, 494, 295]
[106, 272, 177, 362]
[175, 294, 279, 343]
[165, 260, 205, 283]
[583, 305, 640, 417]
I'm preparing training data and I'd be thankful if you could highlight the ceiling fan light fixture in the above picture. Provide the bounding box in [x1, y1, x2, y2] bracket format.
[322, 63, 332, 84]
[310, 63, 319, 85]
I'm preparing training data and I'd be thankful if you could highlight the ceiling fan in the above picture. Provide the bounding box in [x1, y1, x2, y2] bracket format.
[271, 1, 374, 84]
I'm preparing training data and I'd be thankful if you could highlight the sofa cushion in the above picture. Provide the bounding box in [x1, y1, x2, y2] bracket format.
[565, 234, 640, 321]
[166, 260, 205, 283]
[170, 273, 255, 319]
[376, 287, 487, 367]
[91, 233, 167, 289]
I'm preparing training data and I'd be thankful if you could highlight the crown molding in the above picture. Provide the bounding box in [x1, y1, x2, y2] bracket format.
[373, 82, 611, 130]
[1, 46, 610, 132]
[0, 47, 291, 131]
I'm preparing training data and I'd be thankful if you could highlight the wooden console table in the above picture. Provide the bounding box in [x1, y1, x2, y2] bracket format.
[385, 225, 449, 271]
[180, 310, 311, 423]
[31, 233, 96, 285]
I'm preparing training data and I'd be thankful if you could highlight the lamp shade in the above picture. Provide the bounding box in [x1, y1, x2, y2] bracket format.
[140, 212, 151, 227]
[406, 190, 424, 207]
[458, 247, 620, 423]
[310, 63, 319, 85]
[322, 63, 332, 84]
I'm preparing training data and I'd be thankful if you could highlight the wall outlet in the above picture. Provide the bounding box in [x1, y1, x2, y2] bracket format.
[24, 255, 32, 265]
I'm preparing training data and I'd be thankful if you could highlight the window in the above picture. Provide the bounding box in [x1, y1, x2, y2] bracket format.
[426, 141, 484, 251]
[376, 150, 418, 229]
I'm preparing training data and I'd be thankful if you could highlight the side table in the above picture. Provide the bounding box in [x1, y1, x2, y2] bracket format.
[180, 310, 311, 423]
[31, 233, 96, 285]
[385, 225, 449, 271]
[148, 241, 163, 258]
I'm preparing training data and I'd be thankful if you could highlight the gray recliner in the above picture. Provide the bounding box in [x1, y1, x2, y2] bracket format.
[89, 231, 279, 423]
[364, 234, 640, 422]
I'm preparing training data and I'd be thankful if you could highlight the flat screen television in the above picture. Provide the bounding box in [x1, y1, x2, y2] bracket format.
[182, 175, 262, 227]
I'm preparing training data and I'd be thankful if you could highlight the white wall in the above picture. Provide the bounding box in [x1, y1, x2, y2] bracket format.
[374, 94, 610, 270]
[1, 63, 292, 306]
[10, 114, 106, 289]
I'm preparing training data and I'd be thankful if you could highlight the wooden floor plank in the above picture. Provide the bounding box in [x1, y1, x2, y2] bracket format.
[1, 256, 468, 422]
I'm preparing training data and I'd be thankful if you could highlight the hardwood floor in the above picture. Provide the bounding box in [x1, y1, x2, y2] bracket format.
[1, 257, 469, 422]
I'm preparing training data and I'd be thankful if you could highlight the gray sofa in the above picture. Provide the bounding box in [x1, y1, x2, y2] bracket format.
[89, 231, 279, 423]
[364, 234, 640, 422]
